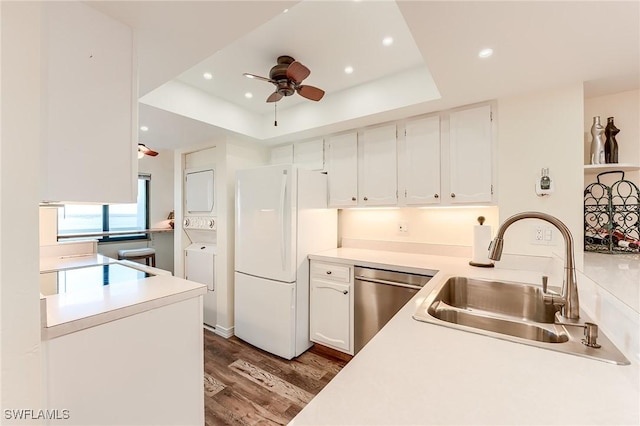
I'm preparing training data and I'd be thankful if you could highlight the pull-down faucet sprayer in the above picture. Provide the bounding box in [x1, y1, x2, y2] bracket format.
[488, 211, 580, 321]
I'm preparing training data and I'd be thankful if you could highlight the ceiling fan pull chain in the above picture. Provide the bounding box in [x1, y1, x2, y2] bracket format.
[274, 102, 278, 127]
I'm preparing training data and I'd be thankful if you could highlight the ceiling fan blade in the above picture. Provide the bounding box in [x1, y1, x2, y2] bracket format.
[243, 73, 276, 84]
[266, 92, 283, 103]
[286, 61, 310, 83]
[297, 85, 325, 101]
[138, 143, 158, 157]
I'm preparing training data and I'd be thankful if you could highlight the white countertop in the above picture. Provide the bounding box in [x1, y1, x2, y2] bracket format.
[293, 248, 640, 425]
[40, 255, 206, 339]
[40, 253, 115, 273]
[582, 251, 640, 312]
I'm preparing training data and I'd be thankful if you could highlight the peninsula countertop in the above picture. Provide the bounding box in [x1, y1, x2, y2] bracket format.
[40, 254, 206, 339]
[292, 248, 639, 425]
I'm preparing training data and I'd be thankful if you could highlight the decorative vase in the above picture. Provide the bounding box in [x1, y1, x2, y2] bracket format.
[604, 116, 619, 164]
[590, 116, 605, 165]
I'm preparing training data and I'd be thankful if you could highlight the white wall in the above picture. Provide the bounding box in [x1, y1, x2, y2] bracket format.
[173, 138, 267, 336]
[220, 139, 268, 334]
[497, 83, 584, 266]
[1, 1, 43, 413]
[339, 207, 499, 250]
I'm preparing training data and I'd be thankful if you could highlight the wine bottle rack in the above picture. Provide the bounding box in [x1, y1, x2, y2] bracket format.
[584, 171, 640, 254]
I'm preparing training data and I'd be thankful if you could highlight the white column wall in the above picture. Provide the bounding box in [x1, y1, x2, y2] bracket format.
[0, 1, 43, 414]
[497, 83, 585, 267]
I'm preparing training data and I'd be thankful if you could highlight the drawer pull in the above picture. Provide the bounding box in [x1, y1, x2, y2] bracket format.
[343, 290, 348, 295]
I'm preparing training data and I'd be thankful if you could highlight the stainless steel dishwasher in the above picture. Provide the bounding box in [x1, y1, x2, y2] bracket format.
[354, 266, 434, 353]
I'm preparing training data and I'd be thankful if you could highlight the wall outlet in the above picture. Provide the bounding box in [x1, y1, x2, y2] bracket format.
[398, 222, 409, 233]
[531, 226, 555, 245]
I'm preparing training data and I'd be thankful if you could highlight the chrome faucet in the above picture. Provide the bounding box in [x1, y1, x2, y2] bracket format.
[488, 211, 580, 320]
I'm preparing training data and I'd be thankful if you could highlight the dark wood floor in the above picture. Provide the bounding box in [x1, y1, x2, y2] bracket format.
[203, 329, 352, 426]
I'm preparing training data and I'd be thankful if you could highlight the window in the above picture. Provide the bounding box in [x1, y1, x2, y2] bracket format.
[57, 175, 150, 242]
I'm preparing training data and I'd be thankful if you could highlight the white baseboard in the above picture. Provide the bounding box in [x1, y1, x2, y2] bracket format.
[205, 323, 234, 339]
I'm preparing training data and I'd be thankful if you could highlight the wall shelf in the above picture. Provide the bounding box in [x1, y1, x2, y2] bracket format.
[584, 163, 640, 174]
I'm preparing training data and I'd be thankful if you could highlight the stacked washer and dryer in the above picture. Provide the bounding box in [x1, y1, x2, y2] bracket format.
[182, 168, 217, 328]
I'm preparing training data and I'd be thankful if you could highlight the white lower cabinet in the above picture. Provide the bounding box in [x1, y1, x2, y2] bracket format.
[309, 261, 353, 354]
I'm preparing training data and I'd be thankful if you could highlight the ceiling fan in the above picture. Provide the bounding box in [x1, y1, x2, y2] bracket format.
[244, 55, 325, 103]
[137, 143, 158, 158]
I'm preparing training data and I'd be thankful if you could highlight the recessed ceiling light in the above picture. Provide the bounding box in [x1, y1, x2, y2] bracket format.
[344, 66, 354, 74]
[478, 48, 494, 58]
[382, 36, 394, 46]
[283, 8, 289, 13]
[140, 126, 149, 132]
[244, 92, 253, 99]
[203, 72, 213, 80]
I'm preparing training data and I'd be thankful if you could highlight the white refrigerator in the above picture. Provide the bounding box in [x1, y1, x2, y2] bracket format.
[234, 165, 337, 359]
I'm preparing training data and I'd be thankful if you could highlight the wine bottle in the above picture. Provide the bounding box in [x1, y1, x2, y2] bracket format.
[611, 230, 640, 250]
[617, 240, 639, 250]
[585, 232, 610, 246]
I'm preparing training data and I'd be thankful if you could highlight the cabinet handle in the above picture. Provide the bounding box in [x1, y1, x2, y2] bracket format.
[363, 196, 368, 201]
[351, 196, 356, 201]
[343, 290, 348, 295]
[434, 193, 439, 199]
[326, 271, 332, 275]
[451, 193, 456, 198]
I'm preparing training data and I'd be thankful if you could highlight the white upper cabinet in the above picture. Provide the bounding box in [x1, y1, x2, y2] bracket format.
[294, 139, 325, 171]
[328, 132, 358, 207]
[400, 116, 441, 206]
[270, 145, 294, 165]
[447, 105, 493, 204]
[359, 124, 398, 206]
[324, 103, 495, 209]
[270, 139, 324, 170]
[40, 2, 137, 203]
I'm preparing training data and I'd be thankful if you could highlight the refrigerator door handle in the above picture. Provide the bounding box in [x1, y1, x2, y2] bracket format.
[279, 171, 287, 271]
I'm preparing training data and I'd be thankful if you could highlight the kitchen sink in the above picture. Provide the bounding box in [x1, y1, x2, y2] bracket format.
[414, 276, 630, 365]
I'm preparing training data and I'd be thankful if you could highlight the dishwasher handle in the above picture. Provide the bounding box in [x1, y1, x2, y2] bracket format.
[354, 275, 425, 291]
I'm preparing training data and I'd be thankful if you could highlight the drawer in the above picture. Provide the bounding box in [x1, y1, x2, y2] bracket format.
[310, 261, 351, 283]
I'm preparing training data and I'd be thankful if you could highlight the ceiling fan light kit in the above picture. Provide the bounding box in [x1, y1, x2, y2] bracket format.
[244, 55, 325, 104]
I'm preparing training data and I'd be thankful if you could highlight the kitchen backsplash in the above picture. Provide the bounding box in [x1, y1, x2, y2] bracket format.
[338, 206, 499, 248]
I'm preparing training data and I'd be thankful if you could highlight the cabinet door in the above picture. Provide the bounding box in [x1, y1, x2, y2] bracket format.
[448, 105, 493, 204]
[294, 139, 324, 171]
[359, 124, 398, 206]
[327, 132, 358, 207]
[41, 2, 137, 203]
[310, 278, 351, 353]
[402, 116, 441, 205]
[270, 145, 293, 165]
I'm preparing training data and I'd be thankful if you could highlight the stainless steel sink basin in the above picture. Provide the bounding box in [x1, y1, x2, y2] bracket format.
[426, 276, 567, 343]
[414, 276, 630, 365]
